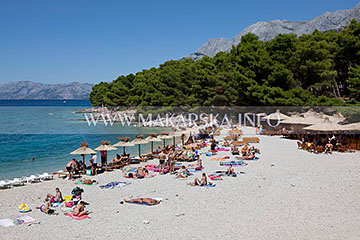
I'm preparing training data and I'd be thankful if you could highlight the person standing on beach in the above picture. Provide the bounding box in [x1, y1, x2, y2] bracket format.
[158, 151, 166, 174]
[90, 153, 98, 175]
[66, 159, 77, 180]
[100, 150, 107, 166]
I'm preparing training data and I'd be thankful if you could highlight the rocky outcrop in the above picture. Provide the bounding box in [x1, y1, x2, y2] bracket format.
[185, 3, 360, 59]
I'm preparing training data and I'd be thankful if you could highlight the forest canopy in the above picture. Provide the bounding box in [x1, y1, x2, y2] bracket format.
[90, 20, 360, 107]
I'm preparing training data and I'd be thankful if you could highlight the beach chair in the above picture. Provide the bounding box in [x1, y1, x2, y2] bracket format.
[0, 180, 12, 189]
[10, 178, 25, 187]
[297, 141, 302, 149]
[27, 175, 41, 183]
[40, 173, 54, 181]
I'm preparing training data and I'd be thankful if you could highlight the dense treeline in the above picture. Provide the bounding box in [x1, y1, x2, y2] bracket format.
[90, 20, 360, 107]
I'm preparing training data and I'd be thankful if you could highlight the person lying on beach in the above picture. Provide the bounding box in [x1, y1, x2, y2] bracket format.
[124, 198, 160, 206]
[73, 201, 88, 217]
[225, 165, 235, 176]
[37, 198, 58, 215]
[175, 166, 190, 178]
[79, 178, 97, 184]
[188, 159, 202, 169]
[188, 173, 208, 186]
[143, 169, 155, 178]
[46, 187, 64, 203]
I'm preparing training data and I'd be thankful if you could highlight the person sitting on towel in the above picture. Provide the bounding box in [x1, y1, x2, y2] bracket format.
[225, 164, 235, 176]
[46, 187, 64, 203]
[188, 172, 207, 186]
[73, 201, 88, 216]
[124, 198, 160, 206]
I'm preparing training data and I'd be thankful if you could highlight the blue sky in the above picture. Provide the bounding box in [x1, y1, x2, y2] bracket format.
[0, 0, 358, 84]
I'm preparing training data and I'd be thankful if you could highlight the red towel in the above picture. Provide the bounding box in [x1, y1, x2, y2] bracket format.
[64, 213, 90, 220]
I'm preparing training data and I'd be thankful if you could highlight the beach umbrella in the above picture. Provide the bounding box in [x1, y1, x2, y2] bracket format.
[159, 131, 173, 147]
[70, 141, 96, 166]
[261, 109, 289, 121]
[333, 122, 360, 133]
[113, 140, 135, 155]
[228, 129, 242, 135]
[131, 135, 149, 157]
[94, 141, 117, 166]
[145, 134, 162, 152]
[302, 117, 346, 133]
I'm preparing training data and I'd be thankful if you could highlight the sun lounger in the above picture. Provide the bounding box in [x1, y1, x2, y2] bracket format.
[10, 178, 25, 187]
[27, 175, 41, 183]
[40, 173, 54, 181]
[0, 180, 12, 189]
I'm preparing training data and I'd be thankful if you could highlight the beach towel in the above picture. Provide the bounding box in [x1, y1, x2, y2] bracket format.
[12, 215, 37, 225]
[237, 157, 259, 161]
[0, 219, 14, 227]
[211, 158, 226, 161]
[215, 148, 230, 152]
[220, 161, 247, 166]
[64, 213, 89, 220]
[60, 207, 74, 214]
[99, 181, 131, 189]
[190, 183, 216, 188]
[201, 152, 212, 156]
[51, 202, 62, 208]
[123, 167, 137, 172]
[76, 181, 93, 185]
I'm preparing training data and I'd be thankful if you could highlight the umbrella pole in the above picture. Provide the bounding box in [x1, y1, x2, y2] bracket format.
[151, 142, 154, 153]
[123, 146, 125, 155]
[82, 154, 86, 174]
[139, 144, 141, 157]
[173, 136, 175, 146]
[163, 139, 165, 148]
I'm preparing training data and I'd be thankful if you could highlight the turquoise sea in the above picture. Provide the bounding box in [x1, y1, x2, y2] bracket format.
[0, 100, 172, 180]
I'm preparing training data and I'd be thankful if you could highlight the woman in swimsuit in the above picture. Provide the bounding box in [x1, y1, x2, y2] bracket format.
[124, 198, 160, 206]
[37, 198, 58, 215]
[188, 173, 207, 186]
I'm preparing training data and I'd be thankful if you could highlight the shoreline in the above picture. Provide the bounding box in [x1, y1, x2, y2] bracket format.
[0, 126, 359, 239]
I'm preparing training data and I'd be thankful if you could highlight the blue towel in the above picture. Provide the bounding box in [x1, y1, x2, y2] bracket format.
[100, 181, 131, 189]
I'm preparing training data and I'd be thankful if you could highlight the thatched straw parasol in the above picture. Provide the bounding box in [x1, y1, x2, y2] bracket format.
[131, 135, 149, 157]
[261, 109, 289, 121]
[302, 117, 346, 133]
[70, 141, 96, 166]
[337, 122, 360, 133]
[159, 131, 173, 147]
[94, 141, 116, 166]
[113, 137, 135, 155]
[145, 133, 162, 153]
[228, 129, 242, 135]
[95, 141, 117, 151]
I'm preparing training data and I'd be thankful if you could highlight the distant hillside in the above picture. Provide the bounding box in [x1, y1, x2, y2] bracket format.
[0, 81, 93, 99]
[185, 3, 360, 59]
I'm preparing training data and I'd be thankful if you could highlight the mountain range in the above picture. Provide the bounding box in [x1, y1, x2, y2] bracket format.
[0, 81, 93, 99]
[185, 3, 360, 60]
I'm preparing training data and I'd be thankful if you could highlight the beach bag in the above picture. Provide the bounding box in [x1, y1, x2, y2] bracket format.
[71, 186, 84, 196]
[65, 201, 74, 208]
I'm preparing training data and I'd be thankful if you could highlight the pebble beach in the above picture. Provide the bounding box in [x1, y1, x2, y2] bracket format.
[0, 127, 359, 240]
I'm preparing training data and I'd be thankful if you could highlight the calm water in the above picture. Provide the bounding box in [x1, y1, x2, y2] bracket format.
[0, 100, 171, 179]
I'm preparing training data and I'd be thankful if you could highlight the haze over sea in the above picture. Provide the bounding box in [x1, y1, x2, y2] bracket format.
[0, 100, 171, 179]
